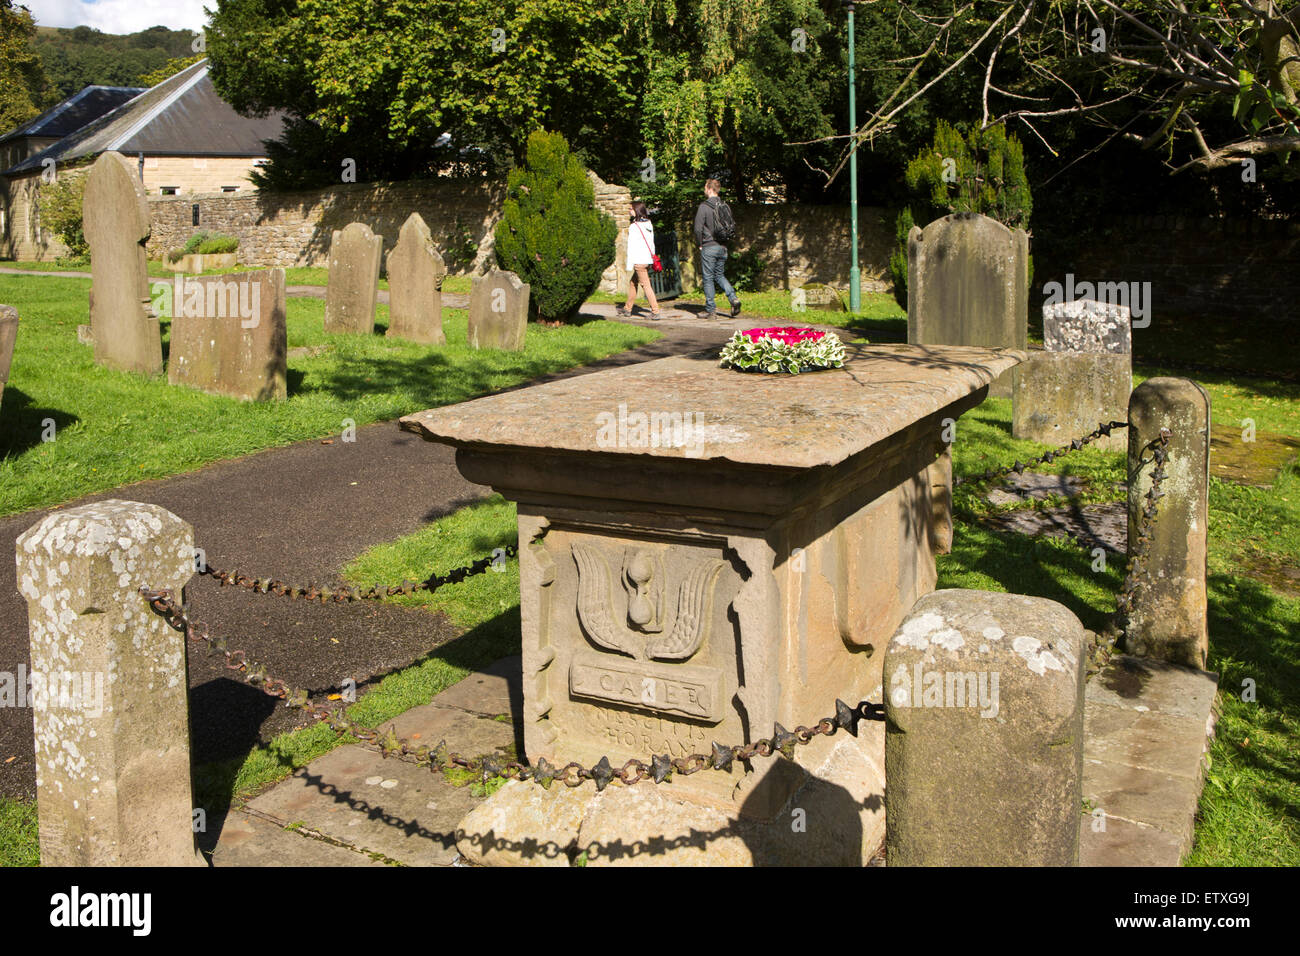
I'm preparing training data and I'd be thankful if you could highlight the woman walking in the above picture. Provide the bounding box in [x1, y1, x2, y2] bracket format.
[617, 201, 661, 320]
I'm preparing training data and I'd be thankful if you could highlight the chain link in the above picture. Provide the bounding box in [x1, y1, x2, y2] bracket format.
[952, 420, 1128, 488]
[196, 544, 517, 604]
[139, 586, 883, 791]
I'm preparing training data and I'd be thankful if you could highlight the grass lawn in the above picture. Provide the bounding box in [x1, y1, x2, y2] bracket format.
[0, 274, 659, 517]
[79, 363, 1289, 867]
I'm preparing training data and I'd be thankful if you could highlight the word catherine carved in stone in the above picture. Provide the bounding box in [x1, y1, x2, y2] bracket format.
[165, 270, 288, 401]
[324, 222, 383, 334]
[907, 212, 1028, 397]
[468, 270, 529, 350]
[84, 151, 162, 374]
[386, 213, 447, 345]
[0, 304, 16, 415]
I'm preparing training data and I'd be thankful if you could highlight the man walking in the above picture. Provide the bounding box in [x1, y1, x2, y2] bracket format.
[693, 178, 741, 318]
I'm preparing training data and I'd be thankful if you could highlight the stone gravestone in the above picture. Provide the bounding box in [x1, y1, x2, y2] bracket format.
[386, 213, 447, 345]
[468, 270, 529, 350]
[324, 222, 383, 334]
[0, 305, 16, 415]
[1012, 299, 1132, 452]
[83, 151, 162, 374]
[907, 212, 1028, 398]
[166, 269, 288, 401]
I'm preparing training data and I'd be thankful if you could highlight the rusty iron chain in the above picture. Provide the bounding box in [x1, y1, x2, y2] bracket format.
[138, 585, 883, 791]
[952, 419, 1129, 488]
[196, 543, 518, 604]
[1113, 427, 1173, 632]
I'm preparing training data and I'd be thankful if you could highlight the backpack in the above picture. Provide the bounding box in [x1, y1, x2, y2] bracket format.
[712, 200, 736, 242]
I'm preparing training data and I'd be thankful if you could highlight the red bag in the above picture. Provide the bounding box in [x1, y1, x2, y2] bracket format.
[634, 221, 663, 272]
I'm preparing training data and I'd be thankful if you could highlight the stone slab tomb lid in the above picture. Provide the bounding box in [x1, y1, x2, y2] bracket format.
[402, 343, 1023, 472]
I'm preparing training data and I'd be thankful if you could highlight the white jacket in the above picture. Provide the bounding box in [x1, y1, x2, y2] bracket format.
[626, 219, 655, 270]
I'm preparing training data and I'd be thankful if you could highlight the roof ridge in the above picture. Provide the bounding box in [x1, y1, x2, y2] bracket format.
[107, 60, 211, 152]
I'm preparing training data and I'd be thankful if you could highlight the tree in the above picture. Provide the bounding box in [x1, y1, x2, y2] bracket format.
[494, 130, 617, 322]
[0, 0, 50, 130]
[137, 54, 205, 87]
[890, 120, 1032, 304]
[207, 0, 639, 185]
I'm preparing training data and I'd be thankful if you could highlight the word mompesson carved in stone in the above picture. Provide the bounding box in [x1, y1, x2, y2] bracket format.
[1127, 378, 1210, 669]
[884, 590, 1087, 866]
[468, 270, 529, 350]
[83, 151, 162, 374]
[907, 212, 1028, 398]
[324, 222, 383, 334]
[386, 213, 447, 345]
[16, 500, 205, 866]
[1013, 299, 1132, 452]
[0, 304, 16, 416]
[165, 269, 288, 401]
[403, 341, 1024, 865]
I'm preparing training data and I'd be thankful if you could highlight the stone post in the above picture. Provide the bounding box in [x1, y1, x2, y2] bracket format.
[1126, 378, 1211, 668]
[884, 589, 1086, 866]
[15, 500, 204, 866]
[0, 304, 17, 415]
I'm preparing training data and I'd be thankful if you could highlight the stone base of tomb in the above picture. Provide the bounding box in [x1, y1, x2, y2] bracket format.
[454, 717, 885, 866]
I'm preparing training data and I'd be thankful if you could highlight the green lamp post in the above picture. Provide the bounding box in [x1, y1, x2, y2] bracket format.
[844, 0, 861, 312]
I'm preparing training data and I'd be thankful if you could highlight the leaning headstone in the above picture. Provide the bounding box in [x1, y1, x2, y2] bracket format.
[468, 270, 529, 350]
[0, 305, 16, 414]
[165, 269, 288, 401]
[324, 222, 383, 335]
[1012, 299, 1132, 451]
[907, 212, 1028, 397]
[884, 589, 1086, 866]
[83, 151, 162, 374]
[16, 500, 205, 865]
[386, 213, 447, 345]
[1126, 378, 1210, 669]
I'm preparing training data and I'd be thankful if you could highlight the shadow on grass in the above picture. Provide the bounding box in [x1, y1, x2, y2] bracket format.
[0, 388, 79, 458]
[192, 598, 524, 849]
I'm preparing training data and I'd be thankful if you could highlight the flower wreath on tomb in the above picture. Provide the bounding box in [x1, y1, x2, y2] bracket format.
[718, 326, 847, 375]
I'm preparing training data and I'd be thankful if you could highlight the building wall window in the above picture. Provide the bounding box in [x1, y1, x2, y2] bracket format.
[221, 186, 239, 193]
[160, 186, 179, 195]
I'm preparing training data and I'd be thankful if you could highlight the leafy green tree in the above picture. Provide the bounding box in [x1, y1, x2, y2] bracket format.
[890, 120, 1031, 304]
[36, 163, 90, 260]
[32, 24, 194, 99]
[494, 130, 617, 322]
[0, 0, 50, 130]
[137, 54, 205, 87]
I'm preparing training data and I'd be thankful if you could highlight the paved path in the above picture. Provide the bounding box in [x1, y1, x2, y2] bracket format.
[0, 314, 748, 801]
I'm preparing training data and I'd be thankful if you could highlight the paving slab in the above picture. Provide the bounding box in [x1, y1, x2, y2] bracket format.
[422, 654, 522, 719]
[245, 742, 482, 866]
[211, 810, 388, 867]
[1079, 654, 1218, 867]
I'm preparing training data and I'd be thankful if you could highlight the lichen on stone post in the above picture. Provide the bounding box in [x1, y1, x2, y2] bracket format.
[1126, 377, 1211, 668]
[884, 589, 1086, 866]
[15, 499, 204, 866]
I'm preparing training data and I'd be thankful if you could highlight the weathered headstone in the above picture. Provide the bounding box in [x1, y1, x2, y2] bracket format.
[16, 500, 205, 866]
[907, 212, 1029, 398]
[324, 222, 383, 335]
[165, 269, 288, 401]
[1126, 378, 1210, 669]
[83, 151, 162, 374]
[0, 305, 16, 415]
[468, 270, 529, 350]
[884, 589, 1086, 866]
[1012, 299, 1132, 451]
[386, 213, 447, 345]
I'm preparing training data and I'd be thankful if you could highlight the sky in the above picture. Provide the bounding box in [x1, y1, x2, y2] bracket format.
[26, 0, 209, 34]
